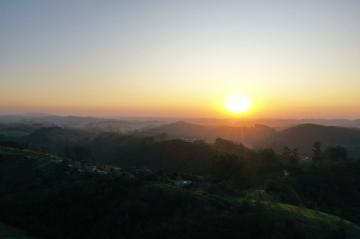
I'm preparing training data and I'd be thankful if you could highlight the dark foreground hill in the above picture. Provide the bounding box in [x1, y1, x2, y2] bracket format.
[0, 146, 360, 239]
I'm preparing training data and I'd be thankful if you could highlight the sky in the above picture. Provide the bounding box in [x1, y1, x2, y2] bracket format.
[1, 0, 360, 118]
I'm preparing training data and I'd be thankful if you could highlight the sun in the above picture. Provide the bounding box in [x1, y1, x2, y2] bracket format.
[225, 95, 252, 114]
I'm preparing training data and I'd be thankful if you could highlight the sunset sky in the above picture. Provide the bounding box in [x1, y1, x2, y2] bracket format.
[1, 0, 360, 118]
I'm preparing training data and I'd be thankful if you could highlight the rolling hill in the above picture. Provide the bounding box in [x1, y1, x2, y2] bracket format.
[143, 121, 275, 147]
[270, 124, 360, 158]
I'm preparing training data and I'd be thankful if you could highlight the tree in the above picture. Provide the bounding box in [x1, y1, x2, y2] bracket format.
[324, 146, 347, 161]
[210, 154, 248, 188]
[312, 142, 323, 162]
[281, 146, 299, 168]
[257, 148, 281, 173]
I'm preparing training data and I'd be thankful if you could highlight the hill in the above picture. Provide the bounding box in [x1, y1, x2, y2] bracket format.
[271, 124, 360, 158]
[21, 127, 216, 173]
[144, 121, 275, 147]
[0, 114, 168, 133]
[1, 146, 360, 239]
[23, 126, 93, 152]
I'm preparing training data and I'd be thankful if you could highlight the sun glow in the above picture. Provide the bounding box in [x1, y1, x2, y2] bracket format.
[225, 95, 252, 114]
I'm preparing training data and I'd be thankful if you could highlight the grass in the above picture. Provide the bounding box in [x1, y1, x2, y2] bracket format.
[0, 146, 64, 162]
[226, 192, 360, 238]
[269, 202, 360, 237]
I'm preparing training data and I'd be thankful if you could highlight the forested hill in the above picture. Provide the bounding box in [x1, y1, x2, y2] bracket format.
[269, 124, 360, 158]
[143, 121, 275, 146]
[1, 145, 360, 239]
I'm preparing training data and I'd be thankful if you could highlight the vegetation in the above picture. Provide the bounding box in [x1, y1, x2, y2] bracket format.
[1, 122, 360, 238]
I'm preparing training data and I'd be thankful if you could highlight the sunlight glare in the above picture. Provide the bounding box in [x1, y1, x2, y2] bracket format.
[225, 95, 252, 114]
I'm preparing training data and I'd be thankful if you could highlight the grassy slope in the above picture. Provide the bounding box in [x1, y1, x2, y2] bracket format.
[229, 196, 360, 238]
[269, 203, 360, 238]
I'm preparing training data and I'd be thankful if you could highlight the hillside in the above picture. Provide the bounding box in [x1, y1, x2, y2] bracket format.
[1, 146, 360, 239]
[0, 115, 168, 133]
[23, 126, 93, 152]
[271, 124, 360, 158]
[144, 121, 275, 146]
[20, 127, 216, 173]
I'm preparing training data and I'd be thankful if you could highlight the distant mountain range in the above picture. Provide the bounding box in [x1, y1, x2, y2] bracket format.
[0, 114, 169, 133]
[1, 114, 360, 129]
[185, 118, 360, 129]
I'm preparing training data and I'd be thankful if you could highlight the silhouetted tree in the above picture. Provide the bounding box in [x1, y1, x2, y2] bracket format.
[324, 146, 347, 161]
[257, 148, 282, 173]
[312, 142, 323, 162]
[282, 146, 299, 168]
[210, 154, 247, 188]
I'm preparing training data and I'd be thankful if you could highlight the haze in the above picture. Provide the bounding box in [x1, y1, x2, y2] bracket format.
[1, 0, 360, 118]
